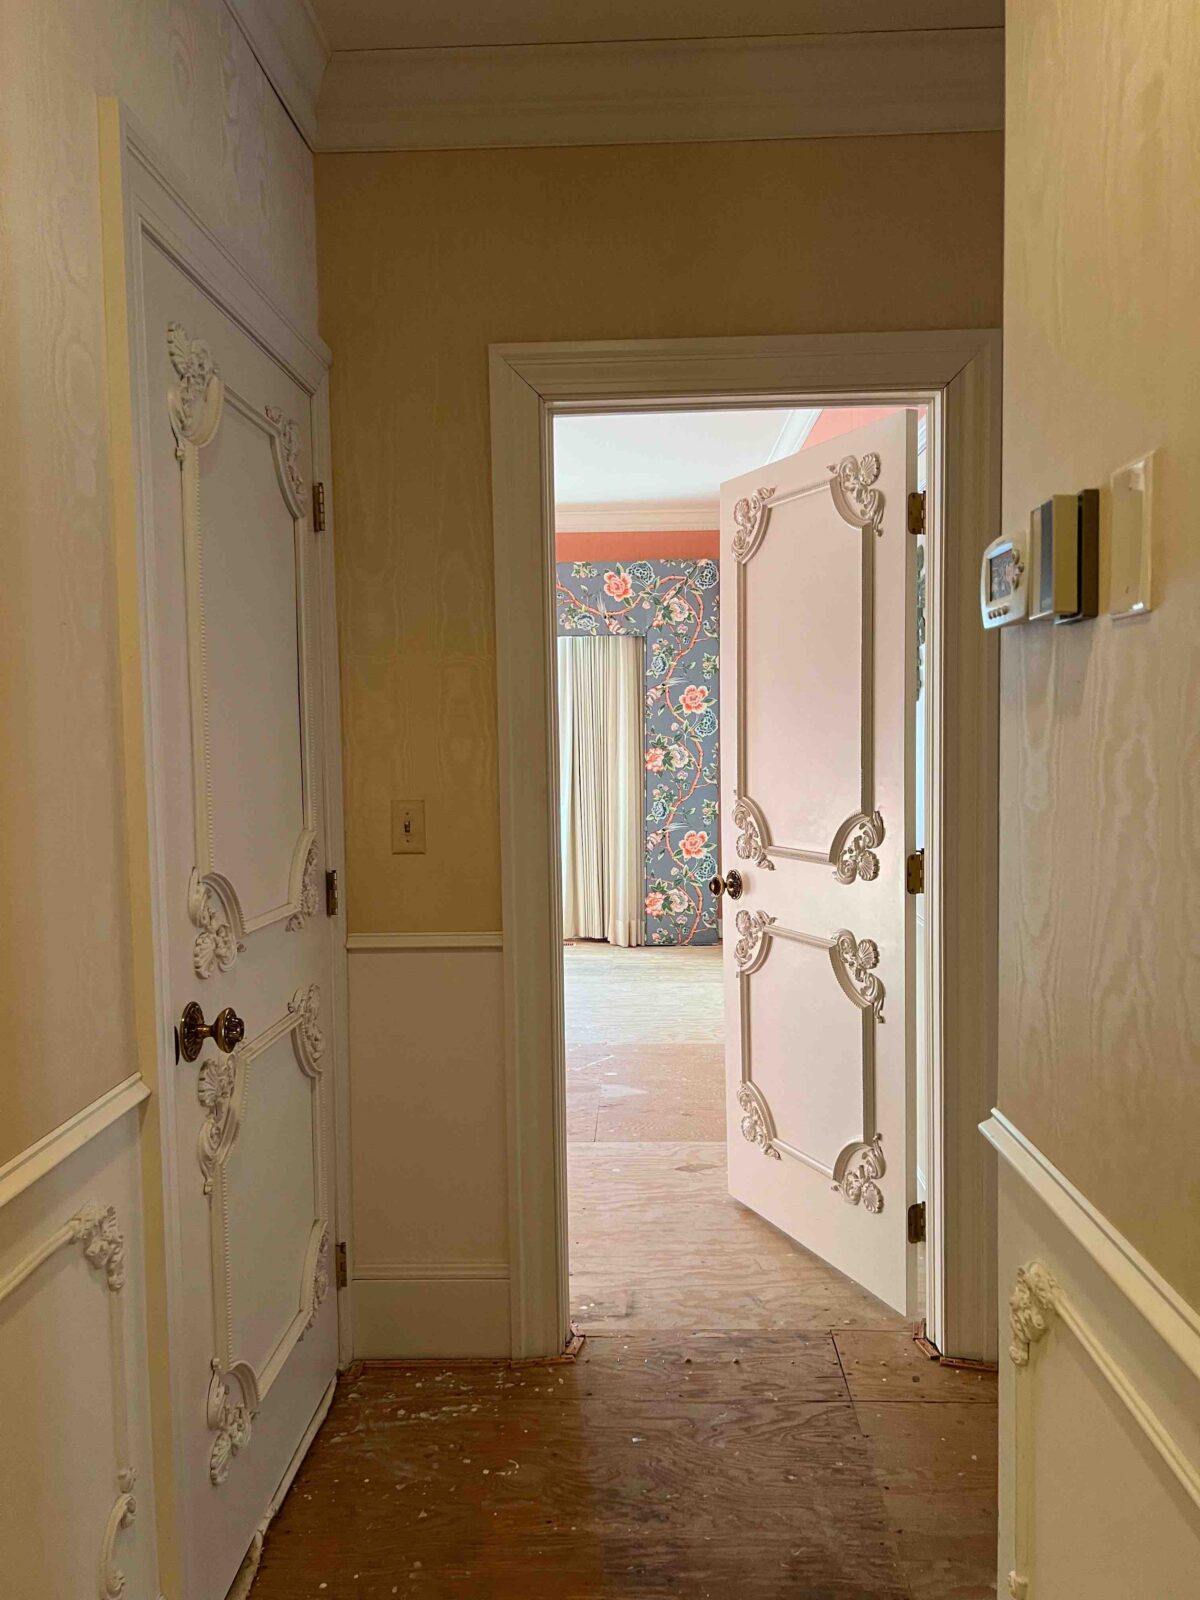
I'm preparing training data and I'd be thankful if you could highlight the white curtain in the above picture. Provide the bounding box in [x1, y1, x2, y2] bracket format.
[558, 634, 645, 946]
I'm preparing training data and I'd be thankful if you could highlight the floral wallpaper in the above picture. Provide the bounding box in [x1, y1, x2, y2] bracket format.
[556, 558, 720, 944]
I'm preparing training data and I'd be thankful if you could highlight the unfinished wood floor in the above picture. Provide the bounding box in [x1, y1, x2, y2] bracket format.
[254, 943, 996, 1599]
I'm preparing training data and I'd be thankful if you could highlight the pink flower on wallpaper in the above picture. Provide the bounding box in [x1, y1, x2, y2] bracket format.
[680, 829, 709, 858]
[645, 746, 665, 773]
[668, 595, 690, 622]
[603, 570, 632, 600]
[667, 888, 689, 913]
[646, 830, 664, 849]
[669, 743, 691, 768]
[679, 684, 708, 714]
[645, 891, 666, 917]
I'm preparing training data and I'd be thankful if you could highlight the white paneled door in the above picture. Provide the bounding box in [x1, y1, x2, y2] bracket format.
[719, 412, 918, 1316]
[139, 243, 338, 1596]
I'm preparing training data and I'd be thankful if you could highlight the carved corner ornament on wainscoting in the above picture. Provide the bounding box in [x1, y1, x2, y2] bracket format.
[0, 1201, 141, 1598]
[831, 930, 885, 1020]
[736, 1082, 782, 1161]
[732, 907, 775, 974]
[828, 452, 885, 537]
[265, 403, 307, 517]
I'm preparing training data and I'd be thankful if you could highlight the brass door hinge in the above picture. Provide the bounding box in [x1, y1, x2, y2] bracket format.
[325, 868, 339, 917]
[907, 490, 926, 536]
[906, 849, 925, 895]
[312, 481, 326, 532]
[907, 1201, 927, 1244]
[335, 1240, 348, 1291]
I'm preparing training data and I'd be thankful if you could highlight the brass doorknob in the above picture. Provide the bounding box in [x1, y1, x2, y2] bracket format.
[708, 869, 744, 901]
[179, 1000, 246, 1063]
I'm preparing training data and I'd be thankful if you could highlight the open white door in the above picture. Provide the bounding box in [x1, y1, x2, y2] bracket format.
[135, 243, 338, 1595]
[719, 411, 918, 1316]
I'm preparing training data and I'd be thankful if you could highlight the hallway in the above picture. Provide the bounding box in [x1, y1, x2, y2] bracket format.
[253, 946, 996, 1598]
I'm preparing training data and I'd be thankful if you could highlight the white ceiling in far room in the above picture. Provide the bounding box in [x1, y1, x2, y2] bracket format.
[553, 409, 818, 528]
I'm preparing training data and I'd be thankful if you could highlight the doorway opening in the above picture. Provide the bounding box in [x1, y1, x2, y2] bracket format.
[551, 404, 930, 1338]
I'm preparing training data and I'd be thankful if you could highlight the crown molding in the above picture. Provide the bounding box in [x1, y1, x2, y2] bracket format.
[224, 0, 330, 145]
[315, 27, 1003, 153]
[555, 500, 718, 533]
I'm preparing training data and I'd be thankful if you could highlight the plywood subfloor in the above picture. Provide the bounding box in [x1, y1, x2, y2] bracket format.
[254, 945, 996, 1598]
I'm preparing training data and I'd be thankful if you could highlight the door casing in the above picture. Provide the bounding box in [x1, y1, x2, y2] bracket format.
[100, 100, 354, 1598]
[489, 331, 1000, 1363]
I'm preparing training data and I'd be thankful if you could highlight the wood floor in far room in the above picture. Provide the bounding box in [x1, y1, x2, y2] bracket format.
[253, 942, 997, 1600]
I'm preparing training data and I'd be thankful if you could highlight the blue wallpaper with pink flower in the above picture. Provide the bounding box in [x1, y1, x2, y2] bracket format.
[556, 557, 721, 944]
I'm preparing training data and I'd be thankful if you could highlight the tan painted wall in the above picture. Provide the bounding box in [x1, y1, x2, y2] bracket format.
[999, 3, 1200, 1304]
[315, 133, 1005, 938]
[0, 3, 317, 1164]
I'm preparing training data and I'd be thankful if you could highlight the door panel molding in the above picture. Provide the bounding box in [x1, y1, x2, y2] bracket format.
[489, 329, 1000, 1360]
[167, 322, 318, 952]
[732, 457, 886, 881]
[191, 986, 329, 1485]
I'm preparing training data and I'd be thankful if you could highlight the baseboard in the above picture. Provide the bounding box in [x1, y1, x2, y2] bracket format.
[352, 1266, 512, 1359]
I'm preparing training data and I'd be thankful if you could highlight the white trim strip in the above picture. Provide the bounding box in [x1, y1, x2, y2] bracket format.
[347, 932, 503, 951]
[0, 1075, 149, 1210]
[555, 502, 718, 533]
[354, 1261, 511, 1283]
[982, 1109, 1200, 1381]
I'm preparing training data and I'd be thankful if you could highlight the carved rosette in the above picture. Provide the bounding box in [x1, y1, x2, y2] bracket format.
[286, 841, 320, 932]
[733, 908, 775, 973]
[289, 983, 326, 1075]
[72, 1201, 126, 1292]
[828, 452, 885, 537]
[733, 794, 775, 870]
[832, 810, 885, 884]
[302, 1227, 331, 1338]
[831, 930, 885, 1020]
[1008, 1261, 1058, 1368]
[166, 322, 223, 448]
[189, 869, 244, 979]
[207, 1364, 253, 1487]
[197, 1052, 240, 1195]
[265, 403, 306, 513]
[736, 1083, 781, 1160]
[99, 1468, 138, 1600]
[834, 1137, 886, 1212]
[731, 486, 775, 562]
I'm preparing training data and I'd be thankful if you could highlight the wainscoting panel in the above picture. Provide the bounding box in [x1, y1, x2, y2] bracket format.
[0, 1105, 159, 1600]
[348, 947, 511, 1357]
[987, 1114, 1200, 1599]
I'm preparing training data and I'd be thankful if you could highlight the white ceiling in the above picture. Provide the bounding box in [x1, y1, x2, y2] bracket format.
[310, 0, 1003, 53]
[553, 409, 818, 511]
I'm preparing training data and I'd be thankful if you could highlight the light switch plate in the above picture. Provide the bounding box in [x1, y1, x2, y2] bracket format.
[391, 799, 426, 854]
[1109, 451, 1154, 616]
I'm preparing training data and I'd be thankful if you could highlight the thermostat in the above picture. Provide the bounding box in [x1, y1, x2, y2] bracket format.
[980, 532, 1028, 629]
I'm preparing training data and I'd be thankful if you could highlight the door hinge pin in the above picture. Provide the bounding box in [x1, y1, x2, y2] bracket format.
[907, 490, 926, 536]
[335, 1240, 348, 1291]
[905, 849, 925, 895]
[325, 868, 339, 917]
[908, 1201, 927, 1244]
[312, 480, 326, 533]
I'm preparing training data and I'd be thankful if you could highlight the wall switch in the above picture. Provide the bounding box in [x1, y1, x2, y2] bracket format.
[1109, 452, 1154, 616]
[391, 799, 427, 854]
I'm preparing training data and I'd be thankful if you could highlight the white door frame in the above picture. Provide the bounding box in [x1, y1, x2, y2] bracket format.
[99, 100, 354, 1596]
[489, 331, 1000, 1363]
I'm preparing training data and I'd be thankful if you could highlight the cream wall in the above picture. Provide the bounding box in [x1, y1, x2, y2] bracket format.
[999, 2, 1200, 1306]
[0, 0, 317, 1164]
[315, 133, 1005, 940]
